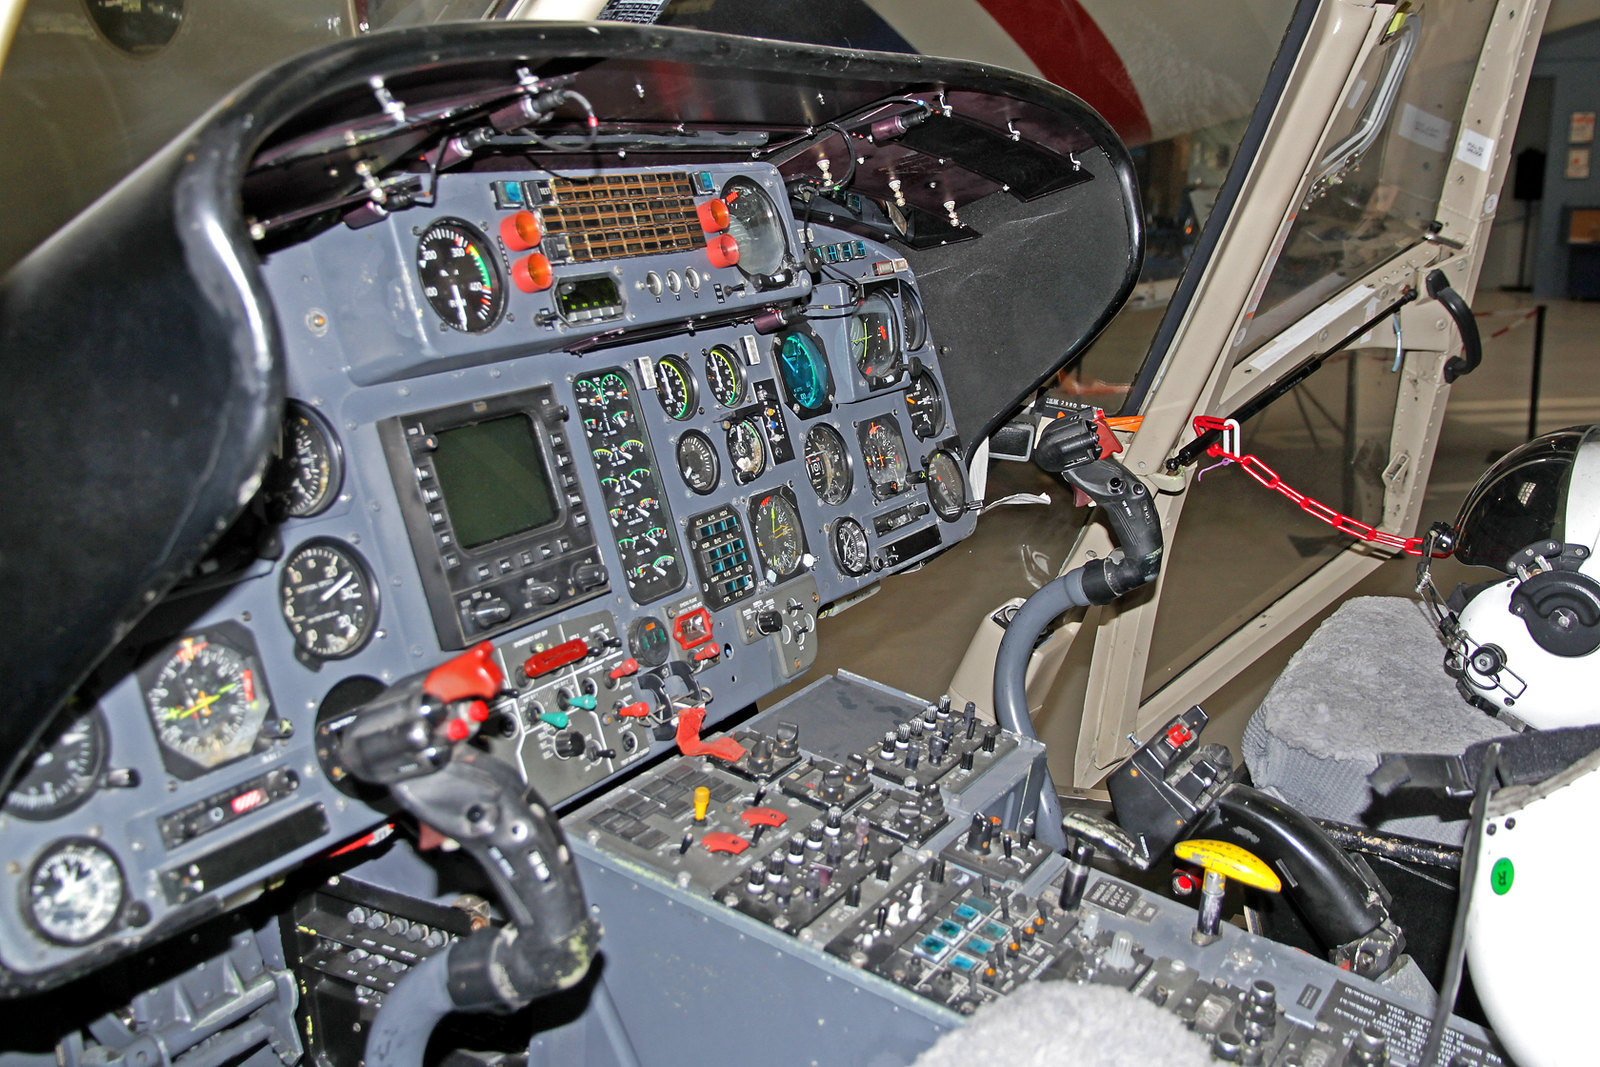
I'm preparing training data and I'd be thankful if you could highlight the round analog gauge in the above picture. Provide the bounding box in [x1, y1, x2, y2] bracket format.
[906, 368, 946, 441]
[280, 540, 379, 660]
[858, 417, 911, 500]
[721, 175, 788, 278]
[726, 418, 767, 484]
[751, 492, 806, 580]
[85, 0, 184, 56]
[705, 345, 745, 408]
[267, 401, 342, 519]
[925, 450, 970, 522]
[899, 284, 928, 352]
[850, 292, 903, 388]
[832, 518, 871, 578]
[654, 355, 698, 421]
[26, 839, 124, 947]
[776, 331, 830, 413]
[627, 616, 671, 669]
[676, 431, 720, 495]
[143, 632, 272, 771]
[4, 707, 108, 821]
[804, 425, 852, 506]
[416, 219, 505, 333]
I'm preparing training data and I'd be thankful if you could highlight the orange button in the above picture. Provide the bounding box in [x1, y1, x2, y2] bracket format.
[500, 210, 543, 251]
[512, 252, 553, 293]
[697, 198, 730, 233]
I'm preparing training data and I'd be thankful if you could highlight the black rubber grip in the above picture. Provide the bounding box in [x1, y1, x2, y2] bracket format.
[1427, 269, 1482, 383]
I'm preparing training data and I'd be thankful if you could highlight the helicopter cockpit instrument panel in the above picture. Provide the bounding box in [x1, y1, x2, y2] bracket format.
[0, 22, 1143, 1002]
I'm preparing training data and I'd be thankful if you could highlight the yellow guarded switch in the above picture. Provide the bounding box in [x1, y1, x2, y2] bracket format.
[1173, 839, 1282, 893]
[693, 785, 711, 823]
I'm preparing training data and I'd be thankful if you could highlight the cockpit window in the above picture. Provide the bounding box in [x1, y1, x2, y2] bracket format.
[1230, 3, 1498, 357]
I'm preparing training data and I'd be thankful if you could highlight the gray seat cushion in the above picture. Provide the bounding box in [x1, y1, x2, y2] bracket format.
[1241, 596, 1515, 844]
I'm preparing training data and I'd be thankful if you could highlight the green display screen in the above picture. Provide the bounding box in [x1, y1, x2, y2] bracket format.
[432, 415, 558, 549]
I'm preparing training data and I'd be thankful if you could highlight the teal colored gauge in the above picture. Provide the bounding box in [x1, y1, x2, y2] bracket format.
[777, 332, 829, 412]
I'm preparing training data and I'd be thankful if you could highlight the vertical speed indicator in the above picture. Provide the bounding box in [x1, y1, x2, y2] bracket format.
[416, 219, 505, 333]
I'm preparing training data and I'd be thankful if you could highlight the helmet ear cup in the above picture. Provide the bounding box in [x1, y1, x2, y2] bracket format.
[1510, 570, 1600, 657]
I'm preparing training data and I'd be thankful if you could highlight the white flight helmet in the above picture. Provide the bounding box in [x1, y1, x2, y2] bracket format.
[1443, 425, 1600, 728]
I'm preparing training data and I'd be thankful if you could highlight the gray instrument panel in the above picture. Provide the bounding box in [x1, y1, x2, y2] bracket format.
[0, 161, 976, 985]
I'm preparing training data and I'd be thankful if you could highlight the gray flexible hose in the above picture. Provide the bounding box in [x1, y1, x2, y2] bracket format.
[364, 946, 456, 1067]
[993, 567, 1093, 851]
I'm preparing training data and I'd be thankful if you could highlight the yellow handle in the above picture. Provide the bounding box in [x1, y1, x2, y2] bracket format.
[693, 785, 711, 823]
[1174, 839, 1282, 893]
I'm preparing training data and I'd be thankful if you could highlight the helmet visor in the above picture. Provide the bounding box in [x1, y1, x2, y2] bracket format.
[1453, 427, 1588, 569]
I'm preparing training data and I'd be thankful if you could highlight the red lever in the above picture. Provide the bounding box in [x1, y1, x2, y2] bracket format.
[425, 642, 503, 704]
[609, 658, 639, 680]
[617, 701, 651, 718]
[1165, 723, 1194, 748]
[675, 706, 747, 762]
[693, 644, 721, 663]
[1092, 410, 1123, 458]
[740, 807, 788, 829]
[523, 638, 589, 679]
[702, 832, 750, 855]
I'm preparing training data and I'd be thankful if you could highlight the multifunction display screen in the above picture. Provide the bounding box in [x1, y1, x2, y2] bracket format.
[432, 415, 558, 548]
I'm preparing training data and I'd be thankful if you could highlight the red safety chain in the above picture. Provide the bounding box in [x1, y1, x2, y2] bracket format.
[1191, 417, 1450, 557]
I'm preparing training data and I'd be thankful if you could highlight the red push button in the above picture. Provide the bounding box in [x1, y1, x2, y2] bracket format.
[702, 832, 750, 855]
[696, 198, 730, 233]
[444, 719, 471, 742]
[705, 233, 740, 270]
[500, 209, 543, 251]
[1165, 723, 1194, 748]
[609, 658, 639, 680]
[740, 807, 788, 829]
[523, 638, 589, 679]
[512, 252, 554, 293]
